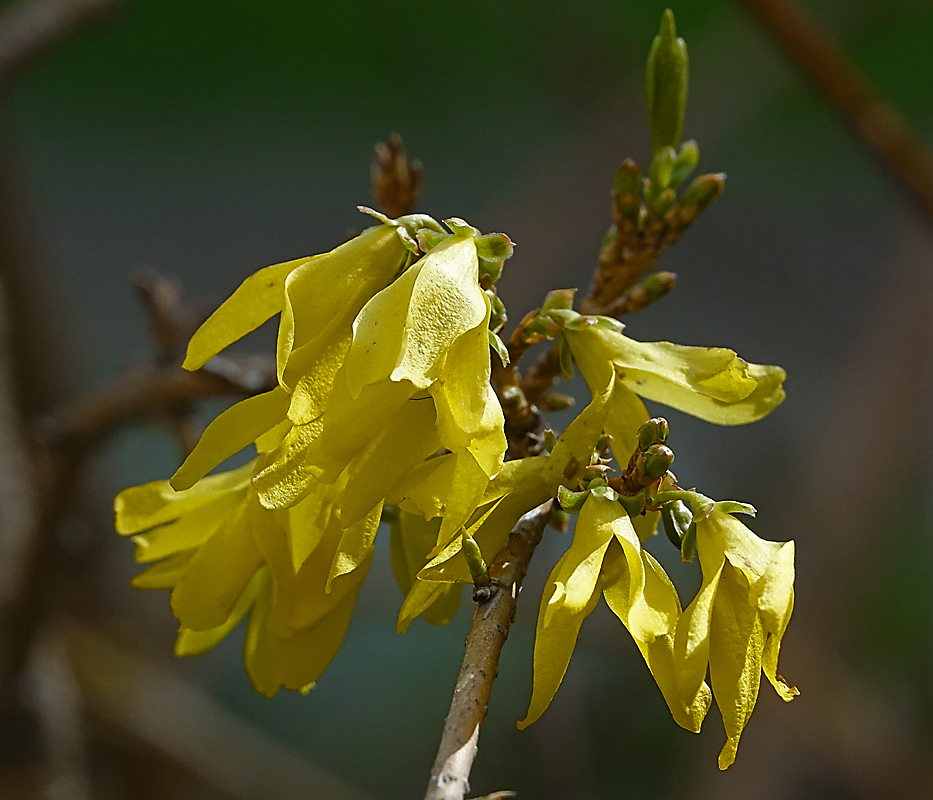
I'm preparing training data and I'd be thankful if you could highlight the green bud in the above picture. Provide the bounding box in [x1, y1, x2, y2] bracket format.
[461, 530, 489, 586]
[542, 393, 574, 412]
[613, 159, 644, 224]
[648, 146, 676, 195]
[444, 217, 482, 237]
[638, 443, 674, 477]
[670, 139, 699, 188]
[649, 187, 676, 217]
[679, 172, 725, 212]
[645, 9, 689, 155]
[680, 519, 697, 563]
[637, 417, 670, 449]
[417, 228, 451, 252]
[557, 484, 589, 514]
[542, 428, 557, 453]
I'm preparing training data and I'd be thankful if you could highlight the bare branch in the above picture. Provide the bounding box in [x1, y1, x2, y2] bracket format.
[425, 501, 554, 800]
[739, 0, 933, 227]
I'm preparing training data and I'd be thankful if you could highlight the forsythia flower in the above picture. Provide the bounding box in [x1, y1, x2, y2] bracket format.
[114, 456, 381, 697]
[517, 490, 712, 732]
[674, 505, 797, 768]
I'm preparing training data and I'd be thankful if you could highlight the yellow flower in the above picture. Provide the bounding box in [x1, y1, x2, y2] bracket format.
[114, 456, 380, 697]
[674, 505, 797, 769]
[252, 232, 507, 536]
[517, 491, 711, 732]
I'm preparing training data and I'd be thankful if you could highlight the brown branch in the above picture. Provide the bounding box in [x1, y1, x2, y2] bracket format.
[371, 134, 423, 219]
[0, 0, 123, 94]
[738, 0, 933, 226]
[425, 501, 554, 800]
[1, 357, 276, 692]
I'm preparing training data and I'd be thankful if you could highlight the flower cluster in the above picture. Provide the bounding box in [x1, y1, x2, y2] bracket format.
[115, 208, 796, 766]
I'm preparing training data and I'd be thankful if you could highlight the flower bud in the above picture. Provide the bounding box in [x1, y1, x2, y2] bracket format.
[670, 139, 699, 188]
[645, 9, 689, 155]
[638, 443, 674, 477]
[637, 417, 670, 449]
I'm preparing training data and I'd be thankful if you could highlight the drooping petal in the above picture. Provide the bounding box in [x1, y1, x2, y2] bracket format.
[130, 498, 235, 563]
[170, 388, 290, 491]
[174, 569, 264, 657]
[674, 562, 724, 707]
[390, 513, 462, 632]
[169, 495, 265, 631]
[565, 324, 786, 425]
[114, 461, 253, 534]
[345, 236, 487, 396]
[602, 542, 711, 733]
[327, 502, 383, 588]
[183, 257, 310, 371]
[277, 225, 407, 378]
[517, 494, 616, 729]
[709, 565, 765, 770]
[130, 550, 194, 589]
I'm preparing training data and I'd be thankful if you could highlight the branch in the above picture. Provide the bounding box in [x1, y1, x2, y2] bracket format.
[738, 0, 933, 226]
[425, 501, 554, 800]
[0, 0, 123, 94]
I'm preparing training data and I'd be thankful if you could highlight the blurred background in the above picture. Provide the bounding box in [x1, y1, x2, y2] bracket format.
[1, 0, 931, 798]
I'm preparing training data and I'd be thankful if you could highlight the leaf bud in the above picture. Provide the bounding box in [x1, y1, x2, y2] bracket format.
[679, 172, 725, 212]
[637, 417, 670, 449]
[461, 530, 489, 586]
[542, 393, 574, 412]
[542, 428, 558, 453]
[648, 145, 676, 195]
[613, 159, 644, 224]
[638, 443, 674, 477]
[670, 139, 699, 188]
[645, 9, 689, 155]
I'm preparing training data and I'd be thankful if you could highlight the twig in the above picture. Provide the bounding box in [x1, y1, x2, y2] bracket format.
[1, 356, 276, 692]
[425, 501, 554, 800]
[0, 0, 123, 94]
[738, 0, 933, 226]
[371, 134, 423, 219]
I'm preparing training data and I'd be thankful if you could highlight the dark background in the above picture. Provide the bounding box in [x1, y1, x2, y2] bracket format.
[2, 0, 932, 797]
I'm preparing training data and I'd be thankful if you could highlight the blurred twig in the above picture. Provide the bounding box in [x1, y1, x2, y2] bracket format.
[0, 0, 123, 94]
[739, 0, 933, 227]
[425, 502, 554, 800]
[371, 134, 423, 219]
[68, 623, 375, 800]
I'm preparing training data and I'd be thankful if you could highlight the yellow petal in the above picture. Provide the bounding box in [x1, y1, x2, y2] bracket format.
[284, 479, 335, 572]
[397, 577, 463, 634]
[183, 257, 309, 371]
[115, 461, 253, 534]
[327, 502, 383, 588]
[129, 550, 194, 589]
[282, 332, 352, 424]
[170, 388, 289, 491]
[243, 570, 278, 698]
[279, 225, 406, 381]
[435, 448, 491, 554]
[130, 497, 236, 563]
[674, 563, 723, 707]
[345, 236, 486, 395]
[174, 569, 264, 657]
[170, 495, 265, 631]
[338, 396, 441, 527]
[517, 494, 615, 729]
[566, 325, 786, 425]
[709, 565, 765, 770]
[253, 418, 325, 509]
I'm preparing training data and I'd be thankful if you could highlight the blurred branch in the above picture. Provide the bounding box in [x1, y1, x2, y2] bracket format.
[68, 623, 375, 800]
[371, 134, 423, 219]
[425, 501, 553, 800]
[738, 0, 933, 227]
[0, 0, 123, 94]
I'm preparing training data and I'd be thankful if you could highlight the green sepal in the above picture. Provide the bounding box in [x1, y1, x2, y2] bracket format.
[645, 9, 689, 155]
[557, 485, 589, 514]
[588, 482, 619, 503]
[444, 218, 481, 237]
[714, 500, 757, 517]
[541, 288, 576, 314]
[617, 492, 646, 518]
[680, 519, 697, 562]
[475, 233, 514, 264]
[487, 329, 510, 367]
[558, 336, 575, 380]
[661, 498, 692, 547]
[542, 429, 557, 454]
[479, 258, 504, 285]
[417, 229, 452, 253]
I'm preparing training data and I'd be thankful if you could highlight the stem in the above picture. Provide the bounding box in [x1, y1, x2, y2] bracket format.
[739, 0, 933, 226]
[424, 501, 554, 800]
